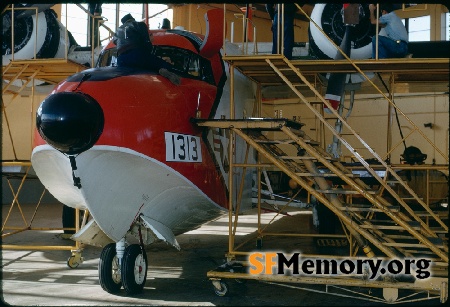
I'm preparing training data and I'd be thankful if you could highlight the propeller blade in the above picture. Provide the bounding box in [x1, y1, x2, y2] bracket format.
[324, 26, 352, 113]
[324, 25, 352, 113]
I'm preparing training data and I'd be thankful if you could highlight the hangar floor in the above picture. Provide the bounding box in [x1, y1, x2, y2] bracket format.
[1, 203, 444, 306]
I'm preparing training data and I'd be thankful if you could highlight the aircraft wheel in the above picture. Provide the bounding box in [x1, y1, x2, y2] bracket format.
[98, 243, 122, 293]
[121, 244, 148, 295]
[212, 280, 229, 297]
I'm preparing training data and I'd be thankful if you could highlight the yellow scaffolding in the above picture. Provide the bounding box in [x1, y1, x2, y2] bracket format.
[204, 4, 448, 303]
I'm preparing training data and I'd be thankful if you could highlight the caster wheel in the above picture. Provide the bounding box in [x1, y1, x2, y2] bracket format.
[213, 280, 229, 297]
[67, 255, 80, 269]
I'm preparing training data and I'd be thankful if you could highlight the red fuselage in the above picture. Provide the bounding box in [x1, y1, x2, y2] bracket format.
[33, 30, 229, 209]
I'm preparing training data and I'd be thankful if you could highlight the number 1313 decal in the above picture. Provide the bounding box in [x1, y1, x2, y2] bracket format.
[165, 132, 202, 162]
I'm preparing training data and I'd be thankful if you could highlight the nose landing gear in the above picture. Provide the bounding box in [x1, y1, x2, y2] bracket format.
[98, 240, 148, 295]
[98, 243, 122, 293]
[121, 244, 148, 295]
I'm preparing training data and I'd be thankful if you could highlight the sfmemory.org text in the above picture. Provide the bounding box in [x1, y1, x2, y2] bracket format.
[248, 252, 432, 279]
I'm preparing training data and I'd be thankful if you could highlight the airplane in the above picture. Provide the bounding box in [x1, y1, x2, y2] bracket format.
[7, 2, 446, 297]
[30, 7, 256, 295]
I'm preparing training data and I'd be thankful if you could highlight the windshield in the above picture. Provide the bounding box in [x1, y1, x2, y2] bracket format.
[96, 45, 215, 85]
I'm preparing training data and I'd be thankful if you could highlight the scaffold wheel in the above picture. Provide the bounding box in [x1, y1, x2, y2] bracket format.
[67, 254, 81, 269]
[212, 280, 229, 297]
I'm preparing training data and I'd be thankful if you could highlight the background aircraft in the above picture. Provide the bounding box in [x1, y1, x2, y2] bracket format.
[2, 3, 102, 69]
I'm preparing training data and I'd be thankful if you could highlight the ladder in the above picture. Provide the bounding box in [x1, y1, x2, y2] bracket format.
[195, 118, 448, 264]
[2, 59, 86, 98]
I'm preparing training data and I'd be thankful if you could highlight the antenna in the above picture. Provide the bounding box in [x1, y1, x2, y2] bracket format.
[196, 92, 201, 118]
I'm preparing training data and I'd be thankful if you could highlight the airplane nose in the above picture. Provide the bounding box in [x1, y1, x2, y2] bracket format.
[36, 91, 104, 155]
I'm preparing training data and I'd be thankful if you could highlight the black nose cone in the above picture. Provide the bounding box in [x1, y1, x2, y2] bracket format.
[36, 92, 104, 155]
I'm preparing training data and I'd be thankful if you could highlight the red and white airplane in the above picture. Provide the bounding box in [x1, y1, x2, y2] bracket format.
[25, 4, 378, 296]
[31, 8, 255, 295]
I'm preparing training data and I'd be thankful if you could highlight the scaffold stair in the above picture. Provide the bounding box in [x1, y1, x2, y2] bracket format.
[194, 118, 448, 264]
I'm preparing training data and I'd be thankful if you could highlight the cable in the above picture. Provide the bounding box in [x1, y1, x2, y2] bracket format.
[376, 72, 407, 151]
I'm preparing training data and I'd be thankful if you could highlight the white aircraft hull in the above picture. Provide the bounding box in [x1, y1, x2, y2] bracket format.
[31, 144, 225, 242]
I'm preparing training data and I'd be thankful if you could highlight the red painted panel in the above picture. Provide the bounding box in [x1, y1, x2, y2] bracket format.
[34, 73, 228, 208]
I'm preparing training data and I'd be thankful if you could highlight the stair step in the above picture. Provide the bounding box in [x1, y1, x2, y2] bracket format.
[428, 227, 448, 234]
[295, 172, 360, 178]
[383, 237, 444, 248]
[383, 242, 445, 248]
[360, 224, 420, 230]
[316, 189, 376, 195]
[279, 156, 316, 160]
[385, 180, 399, 184]
[305, 140, 321, 146]
[279, 156, 335, 161]
[413, 211, 448, 217]
[308, 100, 324, 105]
[255, 138, 321, 146]
[382, 234, 418, 239]
[402, 250, 438, 256]
[337, 204, 400, 212]
[362, 219, 420, 225]
[360, 220, 421, 230]
[256, 139, 296, 145]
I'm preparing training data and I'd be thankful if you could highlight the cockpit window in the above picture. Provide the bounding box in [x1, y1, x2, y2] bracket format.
[97, 48, 118, 68]
[153, 46, 214, 84]
[96, 45, 215, 85]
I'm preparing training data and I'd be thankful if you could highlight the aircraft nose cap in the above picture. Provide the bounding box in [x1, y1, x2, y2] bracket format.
[36, 91, 104, 155]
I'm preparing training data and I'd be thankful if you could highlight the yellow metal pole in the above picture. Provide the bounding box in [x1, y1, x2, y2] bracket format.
[227, 63, 235, 256]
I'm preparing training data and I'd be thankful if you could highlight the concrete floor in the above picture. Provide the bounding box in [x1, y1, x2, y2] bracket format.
[1, 203, 445, 306]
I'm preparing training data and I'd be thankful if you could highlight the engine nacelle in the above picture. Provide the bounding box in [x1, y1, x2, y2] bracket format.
[2, 5, 101, 67]
[309, 3, 376, 60]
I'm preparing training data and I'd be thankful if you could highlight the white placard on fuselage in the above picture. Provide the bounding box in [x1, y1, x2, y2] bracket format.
[165, 132, 202, 162]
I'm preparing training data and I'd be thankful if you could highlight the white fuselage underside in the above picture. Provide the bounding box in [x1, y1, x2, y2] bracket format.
[31, 145, 225, 242]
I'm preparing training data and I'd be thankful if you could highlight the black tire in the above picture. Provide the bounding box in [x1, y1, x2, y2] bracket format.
[122, 244, 148, 295]
[98, 243, 122, 293]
